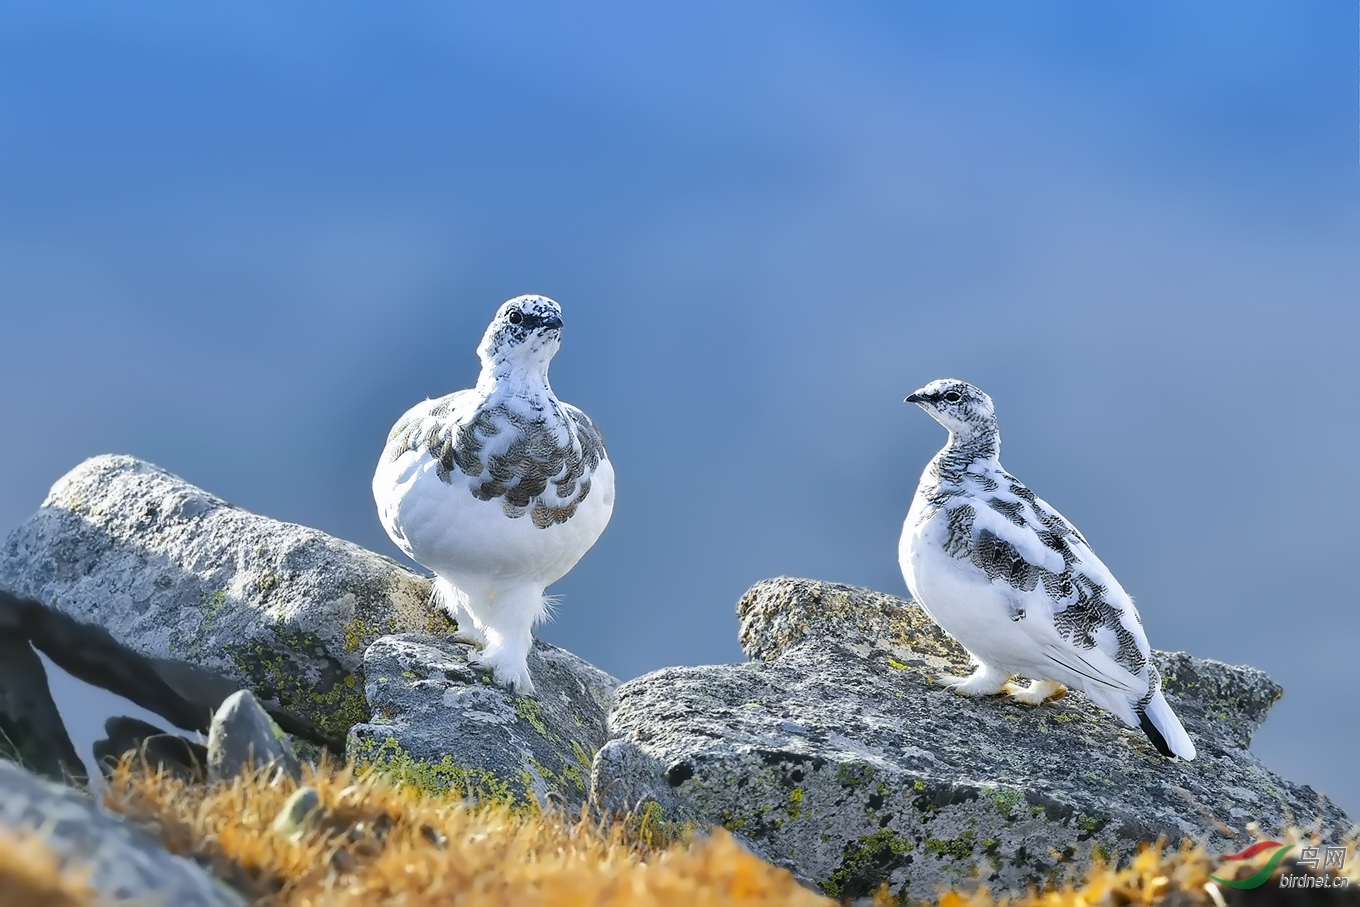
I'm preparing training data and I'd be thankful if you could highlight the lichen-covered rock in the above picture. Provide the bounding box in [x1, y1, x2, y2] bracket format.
[0, 455, 452, 738]
[0, 758, 247, 906]
[207, 690, 301, 783]
[348, 634, 616, 809]
[594, 577, 1352, 903]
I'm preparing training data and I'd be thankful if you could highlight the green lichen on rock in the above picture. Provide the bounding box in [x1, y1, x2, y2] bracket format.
[986, 786, 1024, 818]
[629, 799, 693, 848]
[342, 611, 399, 655]
[226, 627, 369, 739]
[836, 761, 874, 790]
[824, 828, 915, 900]
[513, 696, 554, 741]
[351, 734, 516, 804]
[924, 829, 977, 860]
[1075, 813, 1105, 835]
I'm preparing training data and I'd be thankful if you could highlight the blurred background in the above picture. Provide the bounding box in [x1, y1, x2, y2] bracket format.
[1, 2, 1355, 814]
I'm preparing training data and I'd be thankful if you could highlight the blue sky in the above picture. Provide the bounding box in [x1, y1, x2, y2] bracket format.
[1, 2, 1356, 816]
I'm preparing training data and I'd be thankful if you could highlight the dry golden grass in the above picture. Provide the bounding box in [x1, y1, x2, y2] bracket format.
[0, 825, 96, 907]
[99, 756, 832, 907]
[908, 828, 1357, 907]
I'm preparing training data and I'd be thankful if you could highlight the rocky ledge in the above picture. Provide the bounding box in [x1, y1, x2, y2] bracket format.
[591, 577, 1353, 902]
[0, 457, 1352, 903]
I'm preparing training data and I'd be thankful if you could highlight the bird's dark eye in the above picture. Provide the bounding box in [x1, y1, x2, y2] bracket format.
[507, 310, 523, 325]
[944, 391, 962, 403]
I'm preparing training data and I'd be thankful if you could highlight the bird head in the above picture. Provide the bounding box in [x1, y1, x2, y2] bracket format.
[477, 295, 565, 372]
[905, 378, 998, 439]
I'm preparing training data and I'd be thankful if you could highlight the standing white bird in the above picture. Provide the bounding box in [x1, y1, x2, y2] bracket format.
[373, 295, 614, 695]
[898, 378, 1194, 760]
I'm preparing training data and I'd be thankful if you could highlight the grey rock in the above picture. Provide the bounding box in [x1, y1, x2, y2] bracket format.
[591, 738, 695, 820]
[208, 690, 301, 783]
[271, 786, 324, 839]
[348, 633, 617, 809]
[93, 716, 208, 784]
[595, 577, 1352, 903]
[0, 632, 86, 784]
[0, 455, 450, 739]
[0, 758, 247, 906]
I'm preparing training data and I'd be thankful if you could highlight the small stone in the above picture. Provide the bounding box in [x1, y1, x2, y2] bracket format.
[207, 691, 301, 784]
[271, 787, 323, 839]
[419, 824, 448, 849]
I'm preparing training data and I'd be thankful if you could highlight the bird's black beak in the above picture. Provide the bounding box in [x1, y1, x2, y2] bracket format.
[905, 392, 926, 404]
[540, 313, 563, 330]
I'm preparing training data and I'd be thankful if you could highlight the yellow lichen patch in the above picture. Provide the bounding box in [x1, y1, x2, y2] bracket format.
[349, 734, 519, 804]
[0, 825, 96, 907]
[341, 611, 400, 656]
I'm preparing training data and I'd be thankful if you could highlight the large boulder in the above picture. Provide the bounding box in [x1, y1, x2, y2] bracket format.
[0, 759, 246, 906]
[591, 577, 1352, 903]
[348, 633, 617, 810]
[0, 455, 451, 739]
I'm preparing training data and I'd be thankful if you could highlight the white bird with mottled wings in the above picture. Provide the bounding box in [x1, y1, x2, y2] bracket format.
[373, 295, 614, 695]
[898, 378, 1194, 759]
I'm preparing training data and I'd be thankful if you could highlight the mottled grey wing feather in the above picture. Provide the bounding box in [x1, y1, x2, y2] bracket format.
[384, 391, 607, 527]
[561, 402, 607, 465]
[970, 472, 1152, 687]
[381, 389, 478, 469]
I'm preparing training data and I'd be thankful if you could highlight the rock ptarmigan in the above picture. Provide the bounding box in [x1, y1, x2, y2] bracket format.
[898, 378, 1194, 759]
[373, 295, 614, 695]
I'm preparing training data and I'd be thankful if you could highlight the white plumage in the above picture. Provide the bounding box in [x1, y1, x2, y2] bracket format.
[373, 295, 614, 695]
[899, 378, 1194, 760]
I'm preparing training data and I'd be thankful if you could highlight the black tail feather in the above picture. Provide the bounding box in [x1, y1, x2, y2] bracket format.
[1138, 709, 1175, 758]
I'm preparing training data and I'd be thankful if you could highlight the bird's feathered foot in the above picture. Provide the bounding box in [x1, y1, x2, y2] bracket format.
[1003, 678, 1067, 705]
[451, 625, 487, 648]
[464, 586, 543, 696]
[936, 663, 1011, 697]
[469, 647, 536, 696]
[433, 577, 488, 647]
